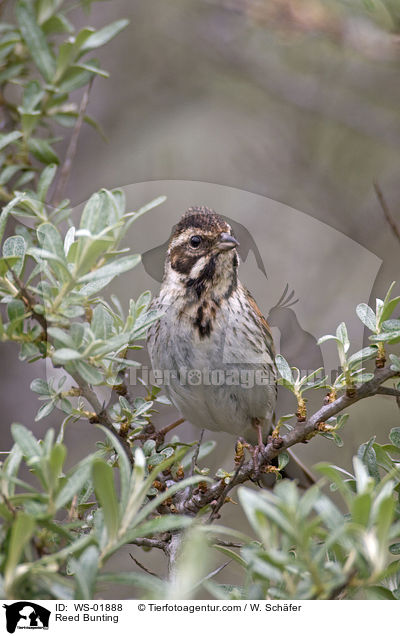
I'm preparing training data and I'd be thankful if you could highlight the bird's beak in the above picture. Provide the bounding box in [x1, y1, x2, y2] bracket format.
[218, 232, 240, 251]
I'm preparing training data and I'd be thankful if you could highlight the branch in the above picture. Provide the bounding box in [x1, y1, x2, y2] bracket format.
[182, 366, 400, 514]
[7, 268, 48, 338]
[129, 553, 160, 577]
[69, 371, 134, 465]
[374, 182, 400, 245]
[52, 79, 93, 205]
[128, 537, 168, 552]
[376, 386, 400, 398]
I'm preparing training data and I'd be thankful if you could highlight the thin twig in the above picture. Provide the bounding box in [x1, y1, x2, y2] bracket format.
[128, 537, 168, 552]
[52, 79, 93, 205]
[7, 267, 48, 338]
[208, 456, 245, 523]
[190, 429, 204, 478]
[69, 371, 134, 465]
[374, 181, 400, 244]
[129, 553, 159, 577]
[158, 417, 185, 438]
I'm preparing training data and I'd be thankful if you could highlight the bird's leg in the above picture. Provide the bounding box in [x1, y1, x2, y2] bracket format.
[251, 418, 264, 476]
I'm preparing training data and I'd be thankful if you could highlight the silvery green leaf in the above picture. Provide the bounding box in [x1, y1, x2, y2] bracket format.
[35, 400, 55, 421]
[336, 322, 350, 353]
[71, 545, 99, 600]
[78, 254, 141, 283]
[370, 331, 400, 343]
[0, 194, 24, 244]
[37, 164, 57, 202]
[63, 226, 75, 257]
[317, 334, 339, 345]
[73, 360, 103, 385]
[91, 304, 113, 340]
[53, 348, 83, 364]
[37, 222, 66, 261]
[30, 378, 51, 396]
[389, 354, 400, 372]
[356, 303, 377, 332]
[275, 354, 294, 385]
[382, 319, 400, 331]
[2, 235, 26, 276]
[348, 346, 378, 366]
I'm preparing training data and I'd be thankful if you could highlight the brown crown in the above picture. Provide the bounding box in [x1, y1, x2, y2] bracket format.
[173, 206, 231, 236]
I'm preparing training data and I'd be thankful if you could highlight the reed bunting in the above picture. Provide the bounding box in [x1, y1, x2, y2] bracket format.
[147, 206, 278, 456]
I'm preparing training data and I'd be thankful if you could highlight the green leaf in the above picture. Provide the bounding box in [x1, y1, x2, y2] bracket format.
[98, 571, 165, 597]
[382, 319, 400, 331]
[356, 303, 377, 332]
[389, 427, 400, 448]
[278, 451, 289, 471]
[389, 354, 400, 372]
[73, 360, 103, 385]
[11, 423, 42, 464]
[91, 304, 113, 340]
[376, 495, 395, 545]
[72, 545, 99, 599]
[57, 65, 95, 94]
[92, 459, 119, 542]
[317, 334, 339, 346]
[42, 13, 74, 35]
[7, 299, 25, 335]
[79, 189, 120, 235]
[3, 235, 26, 276]
[370, 331, 400, 344]
[0, 131, 22, 151]
[36, 0, 64, 24]
[37, 221, 67, 261]
[47, 327, 74, 348]
[35, 400, 55, 421]
[348, 346, 378, 366]
[28, 137, 59, 164]
[275, 354, 294, 385]
[78, 254, 141, 283]
[351, 493, 371, 526]
[52, 348, 83, 364]
[5, 512, 35, 583]
[55, 458, 93, 509]
[364, 586, 395, 600]
[16, 0, 56, 81]
[79, 19, 129, 53]
[97, 425, 131, 513]
[336, 322, 350, 353]
[49, 442, 66, 486]
[37, 164, 57, 201]
[0, 194, 24, 245]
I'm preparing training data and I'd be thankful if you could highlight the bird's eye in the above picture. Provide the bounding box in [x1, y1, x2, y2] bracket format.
[190, 235, 202, 248]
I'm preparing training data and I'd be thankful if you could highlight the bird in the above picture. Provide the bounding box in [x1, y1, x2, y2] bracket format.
[146, 205, 277, 458]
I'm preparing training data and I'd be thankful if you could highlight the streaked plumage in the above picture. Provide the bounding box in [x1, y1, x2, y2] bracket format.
[147, 206, 277, 445]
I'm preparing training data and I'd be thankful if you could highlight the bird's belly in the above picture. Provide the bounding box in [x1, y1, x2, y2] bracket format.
[148, 311, 276, 441]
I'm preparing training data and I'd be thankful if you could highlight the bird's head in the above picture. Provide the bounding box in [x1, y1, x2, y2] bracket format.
[163, 206, 240, 300]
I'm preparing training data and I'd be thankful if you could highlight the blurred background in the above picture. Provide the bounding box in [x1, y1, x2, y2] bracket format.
[2, 0, 400, 595]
